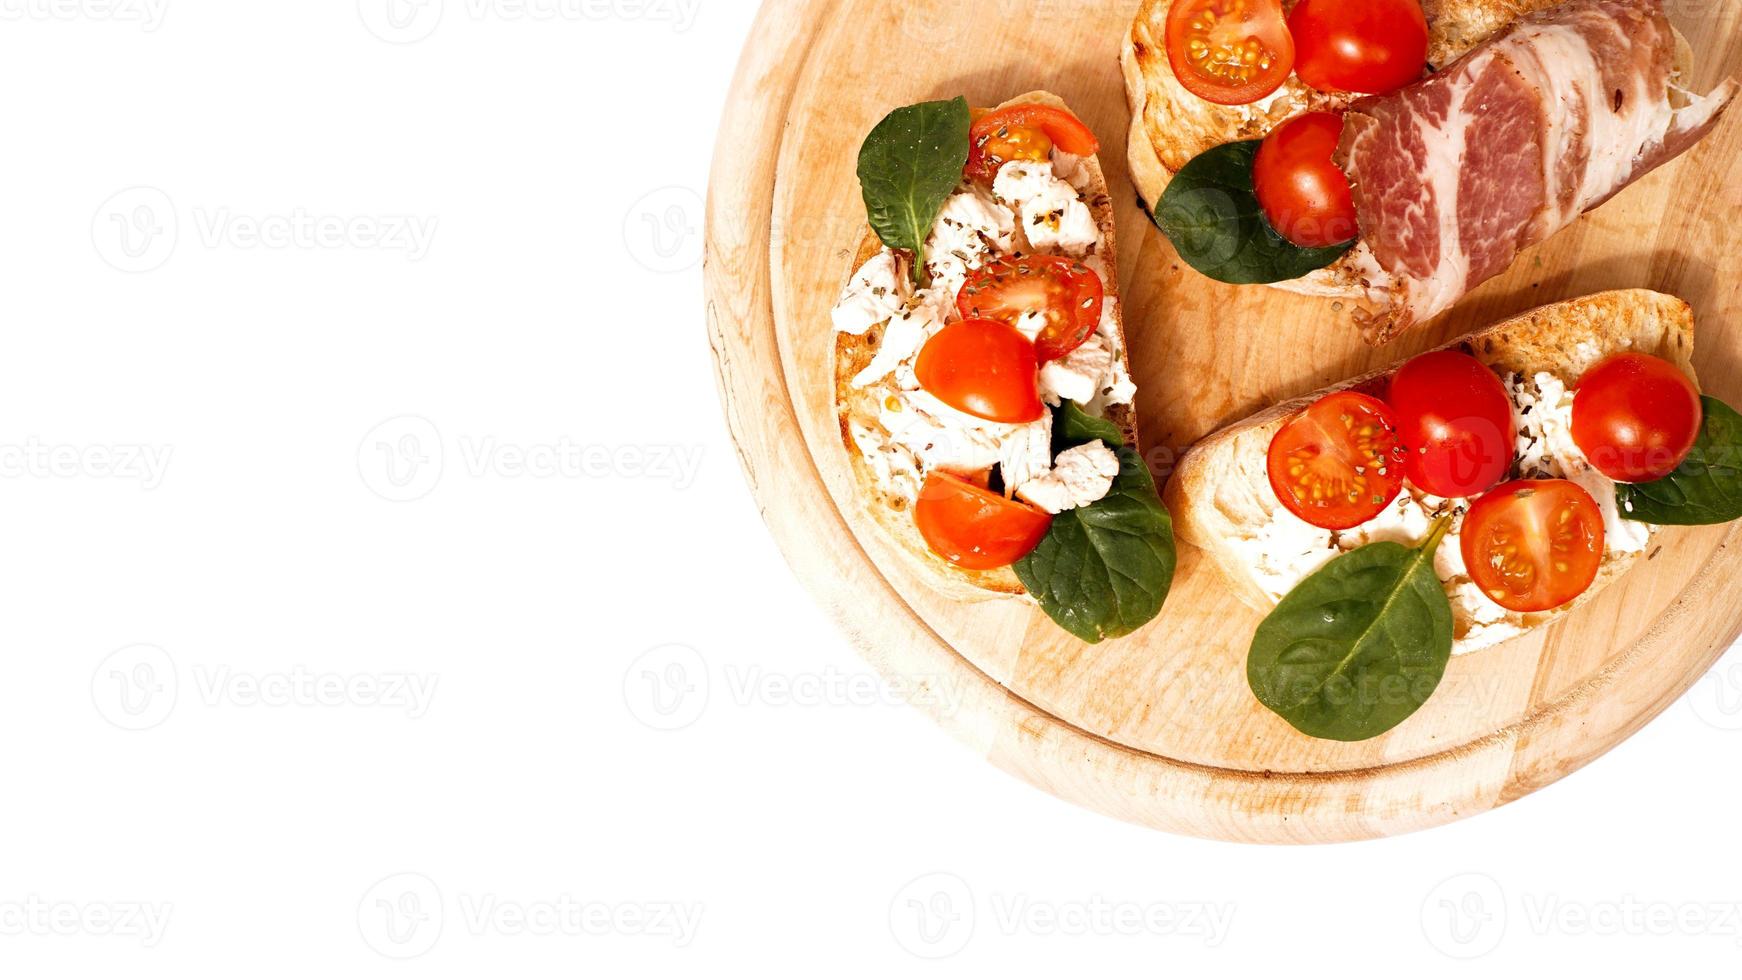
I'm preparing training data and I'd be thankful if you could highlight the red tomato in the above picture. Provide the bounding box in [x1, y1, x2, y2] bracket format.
[1267, 391, 1408, 530]
[1388, 350, 1515, 498]
[1461, 480, 1605, 613]
[1252, 112, 1358, 248]
[957, 255, 1105, 363]
[915, 318, 1044, 424]
[1165, 0, 1296, 106]
[1571, 353, 1703, 483]
[965, 104, 1100, 183]
[914, 472, 1052, 570]
[1287, 0, 1429, 96]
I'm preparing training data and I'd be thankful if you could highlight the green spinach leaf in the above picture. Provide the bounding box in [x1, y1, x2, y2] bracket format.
[1055, 401, 1125, 450]
[1617, 396, 1742, 526]
[1014, 432, 1176, 645]
[1155, 139, 1355, 285]
[856, 97, 971, 286]
[1247, 518, 1454, 741]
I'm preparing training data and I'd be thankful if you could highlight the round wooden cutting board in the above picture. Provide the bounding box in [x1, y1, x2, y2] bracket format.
[705, 0, 1742, 843]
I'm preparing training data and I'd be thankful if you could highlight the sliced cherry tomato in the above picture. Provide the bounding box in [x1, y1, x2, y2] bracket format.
[957, 255, 1105, 362]
[1165, 0, 1295, 106]
[1268, 390, 1408, 530]
[915, 318, 1044, 424]
[1252, 112, 1359, 248]
[915, 471, 1052, 570]
[1572, 353, 1703, 483]
[1461, 479, 1605, 613]
[965, 104, 1100, 183]
[1287, 0, 1429, 96]
[1388, 350, 1516, 498]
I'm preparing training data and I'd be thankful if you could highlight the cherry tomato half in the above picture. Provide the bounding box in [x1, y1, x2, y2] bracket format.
[1252, 112, 1359, 248]
[957, 255, 1105, 363]
[1165, 0, 1296, 106]
[915, 471, 1053, 570]
[1388, 350, 1516, 498]
[1287, 0, 1429, 96]
[1268, 390, 1408, 530]
[1571, 353, 1703, 483]
[915, 318, 1044, 424]
[1461, 479, 1605, 613]
[965, 104, 1100, 183]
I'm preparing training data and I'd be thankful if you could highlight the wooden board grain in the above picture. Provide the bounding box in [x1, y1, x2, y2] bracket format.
[705, 0, 1742, 843]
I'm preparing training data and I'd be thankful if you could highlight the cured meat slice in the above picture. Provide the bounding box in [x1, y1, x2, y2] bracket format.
[1337, 0, 1736, 343]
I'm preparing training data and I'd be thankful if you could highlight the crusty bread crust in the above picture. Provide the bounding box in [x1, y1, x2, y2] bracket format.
[833, 90, 1136, 601]
[1163, 289, 1697, 652]
[1121, 0, 1694, 300]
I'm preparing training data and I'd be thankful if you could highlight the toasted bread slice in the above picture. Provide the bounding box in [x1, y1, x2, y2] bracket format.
[1121, 0, 1697, 298]
[834, 91, 1137, 600]
[1164, 289, 1696, 654]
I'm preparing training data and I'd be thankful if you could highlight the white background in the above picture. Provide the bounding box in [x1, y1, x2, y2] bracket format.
[4, 0, 1742, 975]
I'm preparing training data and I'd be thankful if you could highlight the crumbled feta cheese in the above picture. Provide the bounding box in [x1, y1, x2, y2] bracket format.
[850, 422, 921, 504]
[878, 389, 1006, 474]
[1016, 440, 1120, 514]
[831, 250, 906, 335]
[924, 185, 1015, 299]
[850, 301, 945, 388]
[1013, 310, 1048, 342]
[997, 413, 1054, 491]
[1040, 336, 1115, 406]
[993, 160, 1100, 257]
[1051, 149, 1095, 192]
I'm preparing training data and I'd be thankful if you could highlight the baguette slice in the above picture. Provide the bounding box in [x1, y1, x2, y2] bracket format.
[1121, 0, 1698, 299]
[1164, 290, 1696, 653]
[834, 91, 1136, 601]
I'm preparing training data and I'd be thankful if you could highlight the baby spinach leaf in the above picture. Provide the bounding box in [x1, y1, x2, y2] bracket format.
[856, 97, 971, 285]
[1014, 444, 1176, 644]
[1055, 401, 1125, 450]
[1247, 518, 1454, 742]
[1155, 139, 1355, 285]
[1617, 396, 1742, 526]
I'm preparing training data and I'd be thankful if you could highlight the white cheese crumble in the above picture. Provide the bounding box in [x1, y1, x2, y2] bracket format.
[830, 250, 906, 336]
[993, 160, 1100, 257]
[1016, 441, 1121, 514]
[835, 163, 1128, 522]
[924, 184, 1015, 301]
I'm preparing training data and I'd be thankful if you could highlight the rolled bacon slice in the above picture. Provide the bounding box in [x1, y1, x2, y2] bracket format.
[1336, 0, 1736, 344]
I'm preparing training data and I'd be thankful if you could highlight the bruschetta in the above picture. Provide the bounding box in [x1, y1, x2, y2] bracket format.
[1123, 0, 1736, 342]
[832, 92, 1175, 643]
[1167, 290, 1742, 738]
